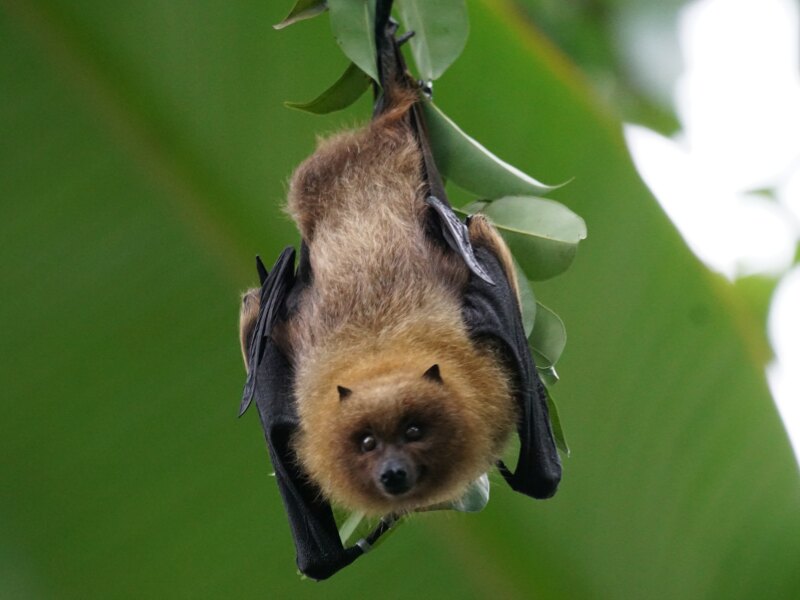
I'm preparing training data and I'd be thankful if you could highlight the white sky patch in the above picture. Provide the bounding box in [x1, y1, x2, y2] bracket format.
[625, 0, 800, 462]
[677, 0, 800, 191]
[626, 124, 798, 278]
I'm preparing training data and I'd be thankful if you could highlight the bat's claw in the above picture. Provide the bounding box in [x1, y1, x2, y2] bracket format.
[396, 30, 415, 46]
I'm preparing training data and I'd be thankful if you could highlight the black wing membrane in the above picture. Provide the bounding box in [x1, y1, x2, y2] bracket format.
[240, 247, 296, 417]
[462, 246, 562, 499]
[251, 340, 363, 580]
[241, 246, 394, 580]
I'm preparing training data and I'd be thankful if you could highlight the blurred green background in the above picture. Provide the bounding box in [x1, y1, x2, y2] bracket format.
[2, 0, 798, 598]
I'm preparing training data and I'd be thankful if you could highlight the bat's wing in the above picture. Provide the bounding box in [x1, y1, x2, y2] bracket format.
[461, 246, 562, 499]
[240, 248, 296, 416]
[425, 195, 493, 284]
[241, 245, 392, 580]
[250, 343, 362, 580]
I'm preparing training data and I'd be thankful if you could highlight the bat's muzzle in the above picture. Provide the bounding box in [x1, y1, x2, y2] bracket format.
[379, 456, 414, 495]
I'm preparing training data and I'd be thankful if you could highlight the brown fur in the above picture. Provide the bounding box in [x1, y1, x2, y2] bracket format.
[240, 99, 521, 516]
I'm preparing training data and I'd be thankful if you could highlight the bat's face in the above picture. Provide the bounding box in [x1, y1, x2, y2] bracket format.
[297, 363, 491, 516]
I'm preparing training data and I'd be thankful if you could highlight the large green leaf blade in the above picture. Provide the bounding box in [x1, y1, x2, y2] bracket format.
[327, 0, 378, 82]
[431, 2, 800, 598]
[397, 0, 469, 81]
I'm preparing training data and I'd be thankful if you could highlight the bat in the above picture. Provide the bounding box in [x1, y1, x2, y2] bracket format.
[238, 13, 560, 581]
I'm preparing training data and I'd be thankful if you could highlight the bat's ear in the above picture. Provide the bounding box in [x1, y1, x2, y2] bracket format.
[422, 364, 442, 383]
[337, 386, 352, 401]
[256, 255, 268, 285]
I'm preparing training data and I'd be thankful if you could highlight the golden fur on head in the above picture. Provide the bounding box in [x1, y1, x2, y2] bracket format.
[292, 321, 517, 517]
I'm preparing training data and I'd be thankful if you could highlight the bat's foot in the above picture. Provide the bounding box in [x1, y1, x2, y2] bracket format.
[239, 288, 260, 370]
[467, 214, 520, 301]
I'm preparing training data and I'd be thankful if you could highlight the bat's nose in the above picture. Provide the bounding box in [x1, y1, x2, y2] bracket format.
[380, 460, 411, 495]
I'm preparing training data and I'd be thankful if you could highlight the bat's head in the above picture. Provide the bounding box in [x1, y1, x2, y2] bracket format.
[295, 358, 515, 517]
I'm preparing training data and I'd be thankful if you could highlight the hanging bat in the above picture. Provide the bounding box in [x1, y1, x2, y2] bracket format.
[238, 15, 560, 581]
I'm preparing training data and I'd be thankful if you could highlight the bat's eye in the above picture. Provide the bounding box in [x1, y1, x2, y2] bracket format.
[404, 425, 423, 441]
[360, 435, 377, 453]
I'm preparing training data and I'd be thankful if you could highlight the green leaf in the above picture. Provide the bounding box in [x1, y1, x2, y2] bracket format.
[273, 0, 328, 30]
[335, 510, 404, 550]
[397, 0, 469, 81]
[365, 516, 402, 551]
[337, 510, 365, 544]
[327, 0, 378, 82]
[731, 274, 779, 363]
[482, 195, 587, 280]
[513, 258, 537, 337]
[447, 472, 490, 512]
[457, 200, 486, 214]
[285, 61, 371, 114]
[422, 100, 559, 197]
[530, 301, 566, 369]
[543, 385, 570, 456]
[420, 472, 491, 513]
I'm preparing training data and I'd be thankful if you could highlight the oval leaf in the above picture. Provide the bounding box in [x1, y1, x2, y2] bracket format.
[397, 0, 469, 81]
[419, 473, 491, 513]
[273, 0, 328, 30]
[543, 385, 570, 456]
[337, 510, 365, 544]
[455, 201, 487, 216]
[285, 61, 370, 114]
[328, 0, 378, 82]
[422, 100, 559, 197]
[483, 195, 587, 280]
[530, 301, 566, 369]
[448, 472, 490, 512]
[335, 509, 402, 551]
[513, 258, 536, 338]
